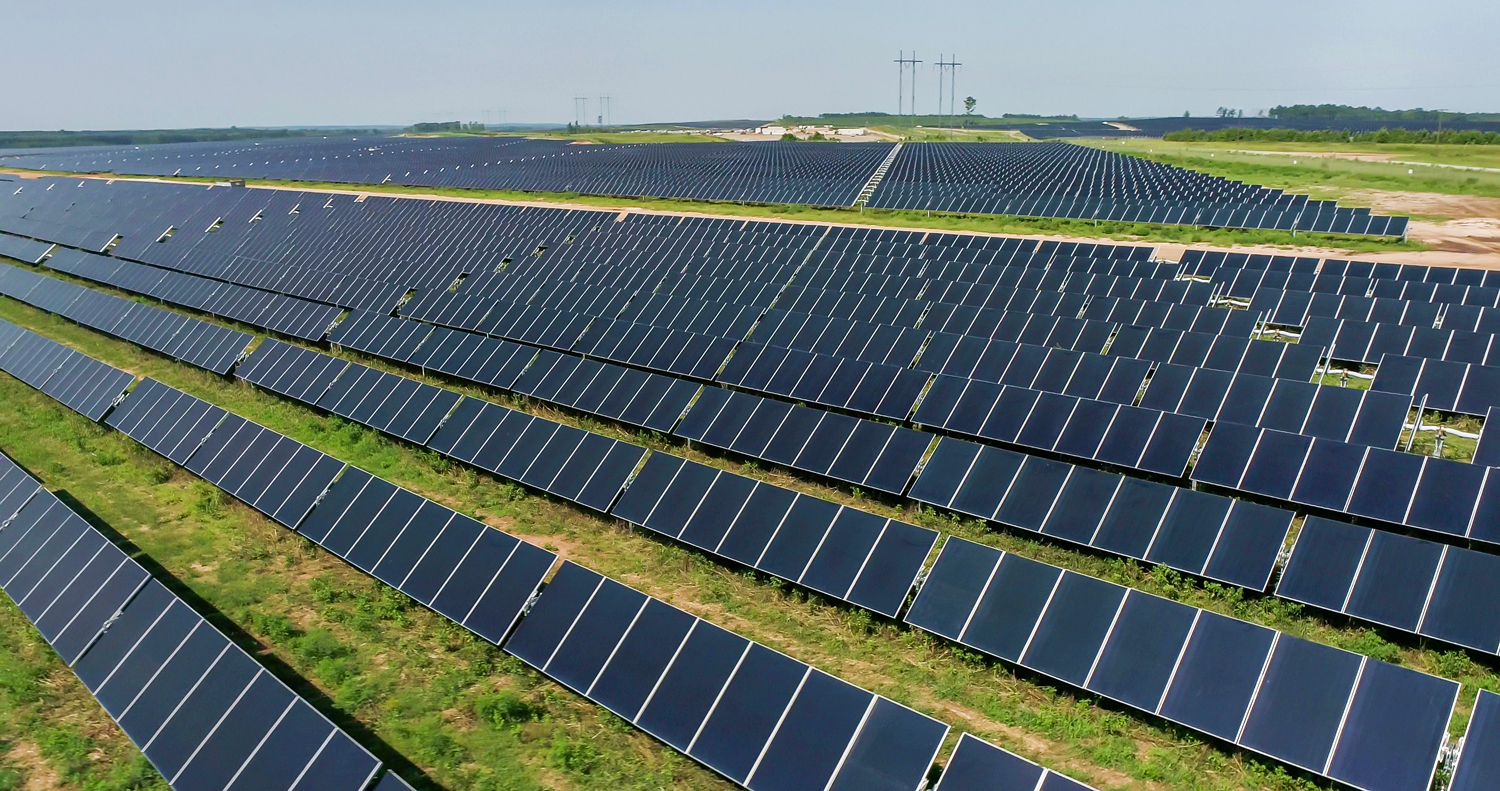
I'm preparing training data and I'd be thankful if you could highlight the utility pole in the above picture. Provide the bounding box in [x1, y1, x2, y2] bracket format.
[937, 54, 943, 118]
[911, 51, 920, 116]
[1435, 108, 1448, 158]
[598, 96, 611, 127]
[894, 51, 921, 116]
[574, 97, 588, 126]
[936, 55, 961, 126]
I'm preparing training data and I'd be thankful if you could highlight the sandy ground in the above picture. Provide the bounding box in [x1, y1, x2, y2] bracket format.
[1231, 149, 1400, 162]
[7, 167, 1499, 270]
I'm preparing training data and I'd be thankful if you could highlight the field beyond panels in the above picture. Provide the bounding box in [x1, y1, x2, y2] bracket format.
[1086, 138, 1500, 203]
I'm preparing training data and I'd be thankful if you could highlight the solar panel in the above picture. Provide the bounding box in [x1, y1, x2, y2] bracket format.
[505, 561, 948, 791]
[1477, 407, 1500, 467]
[1452, 690, 1500, 791]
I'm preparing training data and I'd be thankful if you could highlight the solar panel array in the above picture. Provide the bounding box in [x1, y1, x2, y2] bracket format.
[0, 174, 1493, 790]
[906, 536, 1459, 791]
[1194, 251, 1500, 414]
[0, 137, 1404, 234]
[219, 334, 1461, 791]
[0, 182, 1464, 603]
[865, 143, 1407, 236]
[0, 450, 384, 791]
[0, 332, 1101, 791]
[238, 339, 938, 618]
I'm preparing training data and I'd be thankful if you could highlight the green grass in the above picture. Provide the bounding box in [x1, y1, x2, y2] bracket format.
[1081, 139, 1500, 203]
[0, 168, 1424, 256]
[2, 284, 1497, 790]
[0, 597, 166, 790]
[0, 370, 729, 791]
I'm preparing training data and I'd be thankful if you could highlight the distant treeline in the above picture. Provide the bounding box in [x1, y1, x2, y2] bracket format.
[0, 127, 382, 150]
[1269, 105, 1500, 123]
[1165, 127, 1500, 145]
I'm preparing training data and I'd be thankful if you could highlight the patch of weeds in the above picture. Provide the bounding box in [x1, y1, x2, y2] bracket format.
[474, 690, 545, 728]
[546, 732, 601, 775]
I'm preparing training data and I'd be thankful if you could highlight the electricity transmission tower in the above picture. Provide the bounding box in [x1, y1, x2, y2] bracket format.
[894, 51, 921, 115]
[936, 55, 961, 123]
[574, 97, 588, 126]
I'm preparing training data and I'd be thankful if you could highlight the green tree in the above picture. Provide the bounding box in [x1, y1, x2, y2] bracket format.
[963, 96, 977, 115]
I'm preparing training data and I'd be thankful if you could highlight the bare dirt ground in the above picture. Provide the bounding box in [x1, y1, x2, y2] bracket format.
[1231, 149, 1400, 162]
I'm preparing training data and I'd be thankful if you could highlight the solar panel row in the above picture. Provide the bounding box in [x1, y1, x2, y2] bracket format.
[0, 230, 53, 264]
[1302, 316, 1500, 367]
[0, 450, 383, 791]
[909, 438, 1292, 590]
[1251, 287, 1500, 332]
[611, 454, 936, 618]
[0, 318, 134, 420]
[0, 262, 252, 373]
[1215, 258, 1500, 301]
[676, 386, 934, 493]
[46, 247, 343, 342]
[905, 536, 1458, 791]
[1137, 363, 1410, 448]
[1194, 423, 1498, 541]
[1368, 353, 1500, 417]
[912, 377, 1204, 476]
[1278, 516, 1500, 655]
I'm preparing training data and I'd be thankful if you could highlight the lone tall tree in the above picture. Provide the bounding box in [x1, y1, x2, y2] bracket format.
[964, 96, 977, 115]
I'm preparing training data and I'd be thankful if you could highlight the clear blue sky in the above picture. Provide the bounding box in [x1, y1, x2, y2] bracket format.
[5, 0, 1497, 129]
